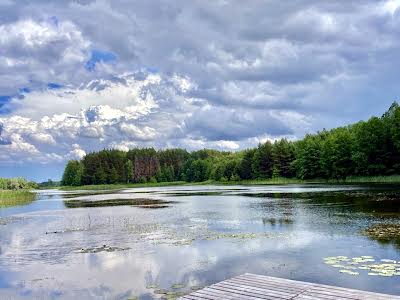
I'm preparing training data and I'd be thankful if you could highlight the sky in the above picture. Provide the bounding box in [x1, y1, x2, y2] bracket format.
[0, 0, 400, 181]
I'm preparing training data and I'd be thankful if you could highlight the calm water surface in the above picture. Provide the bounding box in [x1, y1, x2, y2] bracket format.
[1, 184, 400, 299]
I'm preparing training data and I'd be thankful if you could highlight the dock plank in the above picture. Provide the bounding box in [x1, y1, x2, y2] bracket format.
[178, 274, 400, 300]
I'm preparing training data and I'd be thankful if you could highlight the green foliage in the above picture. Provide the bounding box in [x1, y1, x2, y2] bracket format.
[252, 141, 274, 178]
[272, 139, 295, 178]
[231, 173, 241, 181]
[184, 159, 211, 182]
[0, 177, 37, 190]
[321, 127, 354, 179]
[0, 190, 36, 208]
[294, 134, 324, 179]
[61, 160, 83, 186]
[238, 149, 255, 179]
[124, 160, 134, 183]
[61, 102, 400, 186]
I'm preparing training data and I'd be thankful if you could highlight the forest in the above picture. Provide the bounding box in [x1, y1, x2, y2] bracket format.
[61, 102, 400, 186]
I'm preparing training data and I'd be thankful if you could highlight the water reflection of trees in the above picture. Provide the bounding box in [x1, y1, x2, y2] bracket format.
[262, 217, 294, 227]
[245, 190, 400, 216]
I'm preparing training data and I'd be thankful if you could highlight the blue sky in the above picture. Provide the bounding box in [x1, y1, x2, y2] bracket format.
[0, 0, 400, 181]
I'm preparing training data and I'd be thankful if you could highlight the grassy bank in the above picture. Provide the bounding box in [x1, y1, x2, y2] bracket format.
[336, 175, 400, 183]
[59, 175, 400, 191]
[0, 190, 36, 208]
[221, 175, 400, 185]
[60, 181, 188, 191]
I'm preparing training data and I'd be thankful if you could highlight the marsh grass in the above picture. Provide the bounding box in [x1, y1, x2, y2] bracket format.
[342, 175, 400, 183]
[226, 175, 400, 185]
[59, 175, 400, 191]
[0, 190, 36, 208]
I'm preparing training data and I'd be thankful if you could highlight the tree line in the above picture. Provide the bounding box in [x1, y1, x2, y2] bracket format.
[0, 177, 38, 190]
[62, 102, 400, 186]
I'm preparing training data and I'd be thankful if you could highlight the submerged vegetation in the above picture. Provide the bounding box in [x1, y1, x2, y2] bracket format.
[64, 198, 175, 208]
[61, 102, 400, 187]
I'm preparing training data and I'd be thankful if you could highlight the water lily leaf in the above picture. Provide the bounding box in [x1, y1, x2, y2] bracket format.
[146, 284, 159, 289]
[171, 284, 185, 289]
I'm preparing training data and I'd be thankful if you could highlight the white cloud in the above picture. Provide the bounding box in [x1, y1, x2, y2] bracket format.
[1, 1, 400, 179]
[382, 0, 400, 15]
[119, 123, 157, 141]
[0, 18, 91, 94]
[213, 140, 240, 150]
[69, 144, 86, 160]
[29, 133, 56, 145]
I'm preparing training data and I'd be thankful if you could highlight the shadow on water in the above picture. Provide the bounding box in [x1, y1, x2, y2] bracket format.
[241, 189, 400, 216]
[262, 217, 294, 227]
[63, 198, 177, 208]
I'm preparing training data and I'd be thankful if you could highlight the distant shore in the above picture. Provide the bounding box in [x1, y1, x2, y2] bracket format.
[58, 175, 400, 191]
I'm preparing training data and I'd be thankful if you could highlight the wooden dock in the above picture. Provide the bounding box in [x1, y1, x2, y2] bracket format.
[179, 273, 400, 300]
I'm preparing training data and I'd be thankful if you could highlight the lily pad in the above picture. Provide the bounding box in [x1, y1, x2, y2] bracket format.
[324, 255, 400, 278]
[154, 289, 169, 295]
[171, 283, 185, 289]
[146, 284, 159, 289]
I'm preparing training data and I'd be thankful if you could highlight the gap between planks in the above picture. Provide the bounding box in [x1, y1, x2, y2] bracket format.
[179, 273, 400, 300]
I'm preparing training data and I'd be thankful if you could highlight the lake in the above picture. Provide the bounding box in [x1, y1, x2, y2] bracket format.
[1, 184, 400, 299]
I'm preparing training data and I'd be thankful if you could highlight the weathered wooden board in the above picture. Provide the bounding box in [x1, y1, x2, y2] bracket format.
[179, 273, 400, 300]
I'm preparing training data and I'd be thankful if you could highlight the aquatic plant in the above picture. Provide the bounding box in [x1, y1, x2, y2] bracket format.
[0, 190, 36, 208]
[145, 284, 159, 289]
[64, 198, 175, 208]
[323, 256, 400, 277]
[362, 224, 400, 241]
[75, 245, 130, 253]
[171, 283, 185, 289]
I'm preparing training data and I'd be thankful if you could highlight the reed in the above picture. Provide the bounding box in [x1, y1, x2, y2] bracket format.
[0, 190, 36, 208]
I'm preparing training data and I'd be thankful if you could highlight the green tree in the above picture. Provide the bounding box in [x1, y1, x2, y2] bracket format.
[212, 163, 226, 181]
[294, 134, 324, 179]
[272, 139, 295, 178]
[95, 165, 107, 184]
[321, 128, 354, 180]
[238, 149, 255, 180]
[252, 142, 274, 178]
[124, 160, 134, 183]
[61, 160, 83, 186]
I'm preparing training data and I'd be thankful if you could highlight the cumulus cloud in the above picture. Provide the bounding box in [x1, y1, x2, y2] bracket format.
[0, 0, 400, 179]
[0, 18, 91, 94]
[68, 144, 86, 160]
[0, 72, 300, 166]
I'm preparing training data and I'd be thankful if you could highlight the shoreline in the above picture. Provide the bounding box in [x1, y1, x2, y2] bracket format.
[57, 175, 400, 191]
